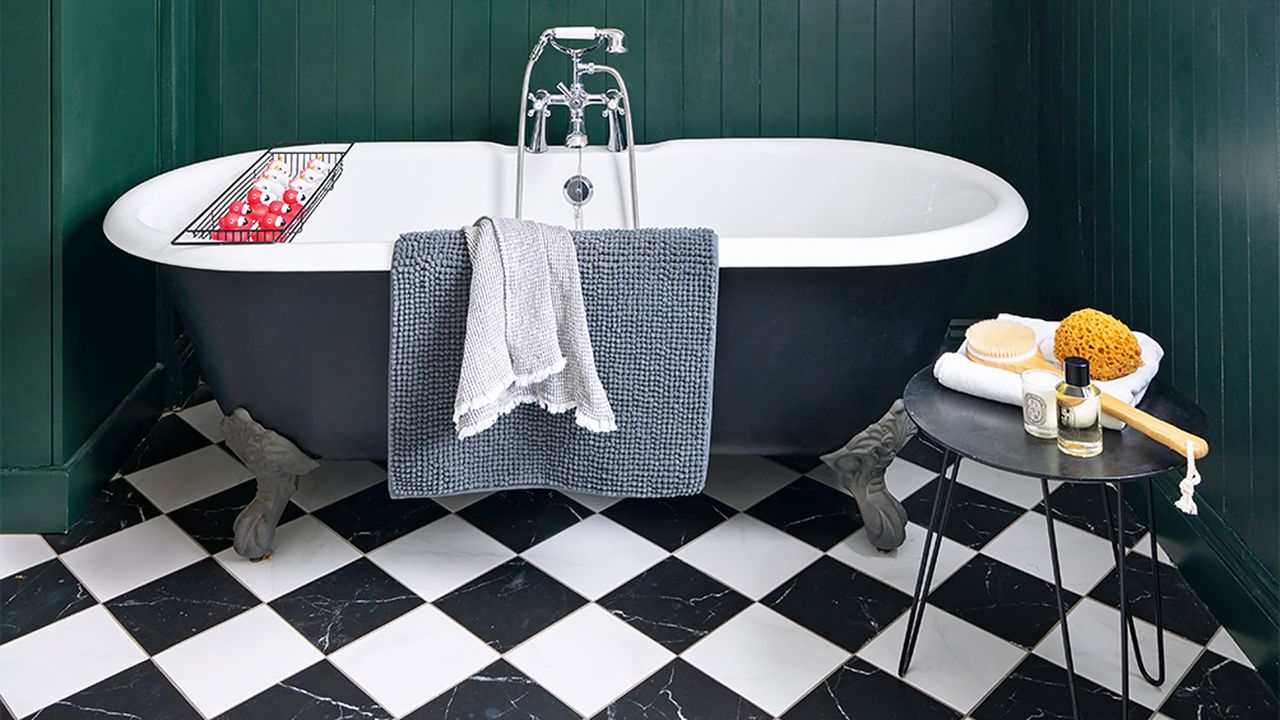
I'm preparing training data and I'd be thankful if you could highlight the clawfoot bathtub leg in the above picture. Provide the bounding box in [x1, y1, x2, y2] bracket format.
[820, 399, 917, 552]
[220, 408, 318, 561]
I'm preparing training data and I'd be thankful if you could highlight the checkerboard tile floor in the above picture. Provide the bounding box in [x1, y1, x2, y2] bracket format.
[1, 394, 1276, 719]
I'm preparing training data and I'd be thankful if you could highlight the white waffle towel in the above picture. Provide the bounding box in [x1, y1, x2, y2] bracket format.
[452, 217, 617, 439]
[933, 313, 1164, 430]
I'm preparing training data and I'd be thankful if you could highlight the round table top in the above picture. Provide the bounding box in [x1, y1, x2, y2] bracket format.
[902, 367, 1210, 482]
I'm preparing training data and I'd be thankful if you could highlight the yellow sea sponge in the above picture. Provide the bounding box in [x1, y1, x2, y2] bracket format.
[1054, 308, 1143, 380]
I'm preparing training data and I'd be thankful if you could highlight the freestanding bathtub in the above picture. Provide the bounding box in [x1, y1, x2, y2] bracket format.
[106, 138, 1026, 557]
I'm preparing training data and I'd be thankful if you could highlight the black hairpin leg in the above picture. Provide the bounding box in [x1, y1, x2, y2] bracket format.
[1042, 479, 1081, 720]
[1100, 479, 1167, 687]
[898, 450, 960, 676]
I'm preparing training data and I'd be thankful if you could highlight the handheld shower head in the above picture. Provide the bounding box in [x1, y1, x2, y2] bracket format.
[598, 28, 627, 54]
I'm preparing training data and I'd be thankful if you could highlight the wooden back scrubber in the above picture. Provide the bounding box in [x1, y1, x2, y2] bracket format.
[965, 319, 1209, 459]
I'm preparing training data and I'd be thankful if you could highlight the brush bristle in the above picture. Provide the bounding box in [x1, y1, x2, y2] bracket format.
[965, 320, 1037, 361]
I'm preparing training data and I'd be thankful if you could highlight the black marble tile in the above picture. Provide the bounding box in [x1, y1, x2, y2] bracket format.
[218, 660, 392, 720]
[783, 657, 960, 720]
[42, 477, 162, 553]
[903, 478, 1026, 550]
[166, 480, 305, 553]
[1036, 482, 1146, 548]
[117, 413, 214, 475]
[761, 556, 911, 653]
[1160, 651, 1280, 720]
[105, 557, 259, 654]
[435, 558, 585, 652]
[602, 494, 735, 552]
[929, 554, 1079, 649]
[746, 476, 864, 550]
[270, 558, 422, 653]
[28, 661, 200, 720]
[0, 559, 95, 644]
[973, 653, 1152, 720]
[406, 659, 578, 719]
[458, 489, 593, 552]
[898, 437, 958, 475]
[595, 659, 770, 720]
[313, 484, 448, 552]
[1088, 549, 1219, 644]
[598, 557, 751, 653]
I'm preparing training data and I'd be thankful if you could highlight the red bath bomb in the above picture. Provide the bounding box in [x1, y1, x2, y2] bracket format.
[217, 212, 249, 230]
[282, 188, 309, 206]
[268, 200, 295, 218]
[228, 200, 253, 216]
[247, 187, 279, 207]
[261, 213, 288, 230]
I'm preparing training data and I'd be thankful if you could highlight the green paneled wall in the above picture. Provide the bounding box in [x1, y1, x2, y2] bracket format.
[0, 0, 176, 531]
[1041, 0, 1279, 682]
[187, 0, 1043, 320]
[0, 0, 54, 468]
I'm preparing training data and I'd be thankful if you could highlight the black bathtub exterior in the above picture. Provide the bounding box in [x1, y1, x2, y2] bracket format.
[163, 256, 970, 460]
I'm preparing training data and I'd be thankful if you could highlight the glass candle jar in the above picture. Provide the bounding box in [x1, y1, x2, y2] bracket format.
[1021, 369, 1060, 439]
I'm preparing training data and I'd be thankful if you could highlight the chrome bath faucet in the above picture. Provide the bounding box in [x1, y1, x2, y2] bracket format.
[515, 26, 640, 227]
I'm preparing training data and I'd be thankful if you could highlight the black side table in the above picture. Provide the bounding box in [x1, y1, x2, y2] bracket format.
[899, 368, 1210, 719]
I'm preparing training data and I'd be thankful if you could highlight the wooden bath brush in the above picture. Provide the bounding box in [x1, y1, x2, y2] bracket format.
[964, 319, 1209, 459]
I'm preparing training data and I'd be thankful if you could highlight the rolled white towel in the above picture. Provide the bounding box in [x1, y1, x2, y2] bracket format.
[933, 315, 1165, 431]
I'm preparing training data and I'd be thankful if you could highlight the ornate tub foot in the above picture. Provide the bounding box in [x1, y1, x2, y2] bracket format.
[820, 399, 917, 552]
[220, 408, 318, 561]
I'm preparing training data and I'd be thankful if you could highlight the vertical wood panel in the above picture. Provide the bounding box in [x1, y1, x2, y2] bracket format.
[835, 0, 874, 140]
[645, 0, 684, 141]
[760, 0, 798, 135]
[335, 1, 375, 141]
[1111, 0, 1130, 319]
[220, 0, 260, 152]
[1129, 0, 1151, 332]
[874, 0, 913, 145]
[721, 0, 760, 136]
[414, 0, 452, 139]
[1148, 0, 1172, 347]
[605, 0, 644, 140]
[683, 0, 722, 138]
[450, 0, 490, 140]
[375, 0, 415, 140]
[488, 0, 528, 146]
[260, 0, 299, 147]
[798, 0, 836, 137]
[1168, 0, 1195, 393]
[1245, 0, 1279, 570]
[914, 0, 953, 153]
[297, 0, 337, 142]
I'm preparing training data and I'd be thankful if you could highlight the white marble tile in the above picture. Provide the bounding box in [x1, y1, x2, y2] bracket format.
[703, 456, 802, 510]
[125, 445, 252, 512]
[330, 605, 499, 717]
[523, 514, 666, 599]
[59, 516, 205, 601]
[955, 462, 1051, 508]
[154, 605, 321, 718]
[506, 604, 673, 717]
[558, 489, 622, 513]
[675, 514, 822, 599]
[827, 521, 976, 595]
[682, 604, 849, 716]
[858, 607, 1025, 714]
[176, 400, 225, 442]
[982, 512, 1116, 595]
[1207, 626, 1254, 668]
[215, 515, 360, 601]
[0, 605, 147, 718]
[1034, 598, 1203, 710]
[367, 515, 514, 601]
[291, 460, 387, 512]
[430, 491, 491, 513]
[0, 534, 55, 578]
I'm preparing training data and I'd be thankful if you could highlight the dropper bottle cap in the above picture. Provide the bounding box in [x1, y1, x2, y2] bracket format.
[1063, 356, 1091, 386]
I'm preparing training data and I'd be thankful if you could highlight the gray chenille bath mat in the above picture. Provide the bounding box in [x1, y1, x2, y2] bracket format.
[388, 227, 719, 498]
